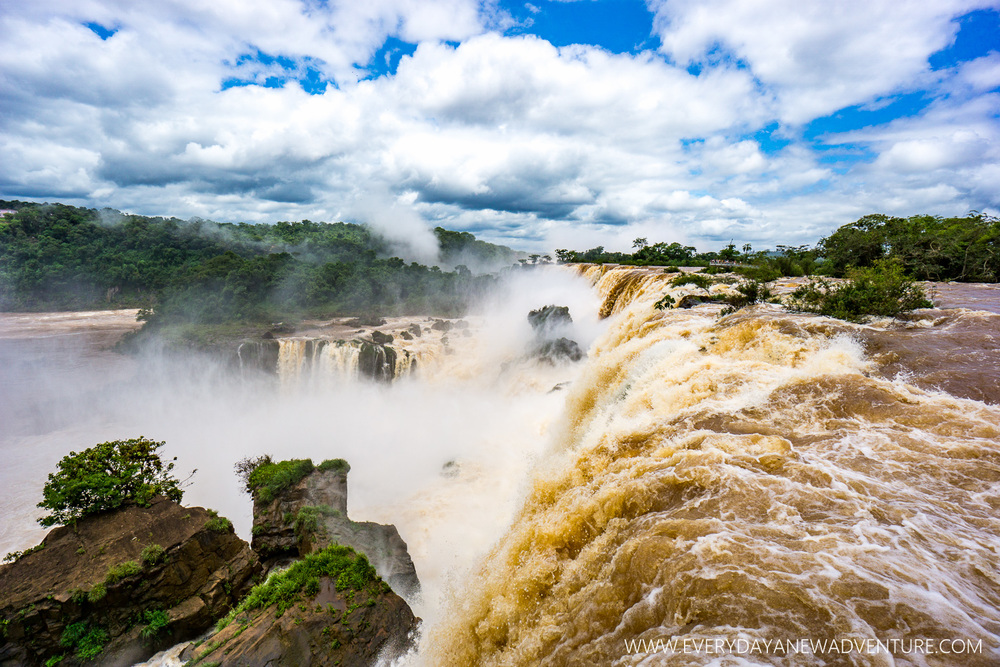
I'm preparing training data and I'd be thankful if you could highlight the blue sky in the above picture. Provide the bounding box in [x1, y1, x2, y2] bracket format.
[1, 1, 998, 254]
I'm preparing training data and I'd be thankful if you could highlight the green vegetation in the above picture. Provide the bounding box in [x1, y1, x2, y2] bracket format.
[0, 202, 513, 327]
[245, 458, 315, 504]
[140, 544, 166, 566]
[555, 213, 997, 283]
[787, 259, 933, 322]
[820, 213, 999, 281]
[218, 544, 383, 625]
[139, 609, 170, 641]
[204, 510, 234, 533]
[669, 273, 713, 289]
[60, 621, 109, 661]
[37, 437, 183, 527]
[294, 505, 340, 538]
[720, 280, 775, 316]
[44, 655, 64, 666]
[87, 583, 107, 603]
[653, 294, 676, 310]
[105, 560, 142, 584]
[3, 543, 44, 563]
[317, 458, 351, 474]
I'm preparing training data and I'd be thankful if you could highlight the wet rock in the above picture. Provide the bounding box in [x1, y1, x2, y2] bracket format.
[676, 294, 704, 309]
[534, 337, 584, 364]
[527, 305, 573, 332]
[370, 331, 394, 345]
[399, 330, 413, 341]
[0, 498, 260, 667]
[407, 323, 422, 338]
[357, 341, 397, 383]
[250, 462, 420, 601]
[430, 320, 452, 332]
[526, 305, 585, 364]
[236, 339, 280, 374]
[180, 546, 417, 667]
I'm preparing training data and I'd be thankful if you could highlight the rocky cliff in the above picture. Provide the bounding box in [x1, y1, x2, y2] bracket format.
[180, 545, 417, 666]
[249, 459, 421, 601]
[0, 498, 260, 667]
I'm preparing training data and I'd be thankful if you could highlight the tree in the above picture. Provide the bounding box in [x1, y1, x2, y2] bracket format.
[37, 437, 184, 527]
[632, 238, 648, 250]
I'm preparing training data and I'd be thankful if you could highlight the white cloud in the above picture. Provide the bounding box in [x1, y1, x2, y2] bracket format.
[0, 0, 997, 254]
[647, 0, 991, 124]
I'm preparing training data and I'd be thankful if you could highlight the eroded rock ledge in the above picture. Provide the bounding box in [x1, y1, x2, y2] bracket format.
[0, 498, 259, 667]
[249, 459, 421, 601]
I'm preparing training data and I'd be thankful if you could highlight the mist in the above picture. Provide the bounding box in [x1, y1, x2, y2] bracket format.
[0, 267, 603, 625]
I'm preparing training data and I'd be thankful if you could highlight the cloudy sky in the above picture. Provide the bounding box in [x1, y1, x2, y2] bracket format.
[1, 0, 998, 252]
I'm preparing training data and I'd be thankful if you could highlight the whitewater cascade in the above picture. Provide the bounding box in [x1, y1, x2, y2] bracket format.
[424, 266, 1000, 666]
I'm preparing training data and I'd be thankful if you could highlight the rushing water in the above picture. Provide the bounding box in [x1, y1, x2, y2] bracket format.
[421, 267, 1000, 667]
[3, 270, 999, 667]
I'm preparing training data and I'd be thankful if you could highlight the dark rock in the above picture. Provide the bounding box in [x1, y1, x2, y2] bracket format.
[676, 294, 703, 309]
[407, 324, 422, 338]
[236, 339, 280, 375]
[370, 331, 394, 345]
[430, 320, 452, 332]
[250, 465, 420, 601]
[533, 337, 584, 364]
[357, 341, 397, 383]
[269, 322, 296, 334]
[0, 498, 260, 667]
[525, 305, 585, 364]
[180, 548, 417, 667]
[399, 330, 413, 341]
[527, 305, 572, 332]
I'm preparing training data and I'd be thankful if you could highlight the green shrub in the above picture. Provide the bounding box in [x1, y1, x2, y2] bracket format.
[44, 655, 64, 666]
[139, 609, 170, 640]
[225, 545, 380, 622]
[293, 505, 339, 538]
[317, 459, 351, 474]
[669, 273, 713, 289]
[140, 544, 166, 566]
[653, 294, 676, 310]
[37, 437, 183, 527]
[786, 259, 932, 322]
[87, 583, 106, 603]
[235, 454, 273, 494]
[3, 543, 44, 562]
[720, 280, 774, 316]
[60, 622, 108, 661]
[702, 265, 730, 275]
[734, 264, 782, 282]
[663, 266, 680, 273]
[204, 510, 233, 533]
[247, 459, 315, 504]
[106, 560, 141, 584]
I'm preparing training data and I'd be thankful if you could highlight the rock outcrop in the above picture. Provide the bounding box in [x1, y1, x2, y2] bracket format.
[180, 545, 417, 667]
[0, 498, 260, 667]
[249, 460, 421, 601]
[526, 305, 584, 364]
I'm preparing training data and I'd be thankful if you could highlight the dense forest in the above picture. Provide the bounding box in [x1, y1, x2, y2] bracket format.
[556, 213, 1000, 283]
[0, 201, 516, 324]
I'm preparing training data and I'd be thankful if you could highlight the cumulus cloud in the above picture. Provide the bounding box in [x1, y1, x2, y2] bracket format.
[0, 0, 997, 253]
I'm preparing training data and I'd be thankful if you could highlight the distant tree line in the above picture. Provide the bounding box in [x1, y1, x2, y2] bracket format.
[0, 201, 515, 323]
[555, 212, 999, 282]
